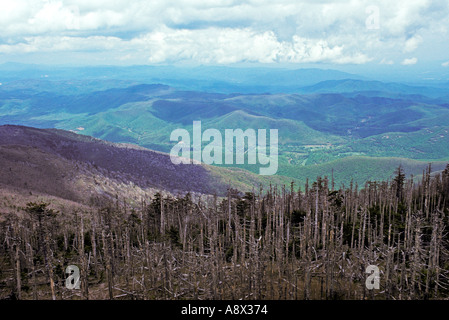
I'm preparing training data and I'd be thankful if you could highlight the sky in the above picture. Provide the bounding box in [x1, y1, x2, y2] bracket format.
[0, 0, 449, 79]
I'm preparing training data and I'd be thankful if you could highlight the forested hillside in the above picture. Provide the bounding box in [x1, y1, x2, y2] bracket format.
[1, 163, 449, 300]
[2, 74, 449, 187]
[1, 69, 449, 300]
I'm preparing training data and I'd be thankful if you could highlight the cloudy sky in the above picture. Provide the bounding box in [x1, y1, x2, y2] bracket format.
[0, 0, 448, 72]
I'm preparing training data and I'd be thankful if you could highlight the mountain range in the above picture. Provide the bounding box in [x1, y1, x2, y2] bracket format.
[0, 65, 448, 196]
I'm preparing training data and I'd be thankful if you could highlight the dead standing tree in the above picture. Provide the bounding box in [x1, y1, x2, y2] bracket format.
[1, 164, 449, 300]
[25, 202, 58, 300]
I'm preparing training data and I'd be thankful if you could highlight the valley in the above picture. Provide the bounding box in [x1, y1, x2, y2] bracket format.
[1, 65, 448, 187]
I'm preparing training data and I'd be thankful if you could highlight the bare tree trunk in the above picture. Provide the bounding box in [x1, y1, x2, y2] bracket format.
[14, 237, 22, 300]
[102, 229, 114, 300]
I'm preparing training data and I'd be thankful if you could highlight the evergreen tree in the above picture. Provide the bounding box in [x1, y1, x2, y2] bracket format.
[393, 165, 406, 201]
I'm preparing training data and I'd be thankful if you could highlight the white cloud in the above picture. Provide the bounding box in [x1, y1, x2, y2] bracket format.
[403, 35, 422, 53]
[0, 36, 125, 54]
[442, 61, 449, 67]
[401, 57, 418, 65]
[0, 28, 370, 65]
[0, 0, 447, 65]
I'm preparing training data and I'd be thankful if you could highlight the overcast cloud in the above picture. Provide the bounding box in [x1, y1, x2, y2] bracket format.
[0, 0, 448, 66]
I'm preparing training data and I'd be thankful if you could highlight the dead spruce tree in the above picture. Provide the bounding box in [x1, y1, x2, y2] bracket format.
[1, 164, 449, 300]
